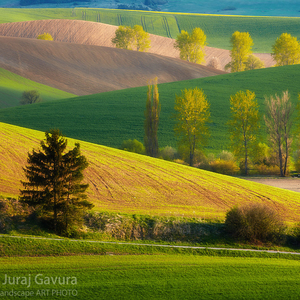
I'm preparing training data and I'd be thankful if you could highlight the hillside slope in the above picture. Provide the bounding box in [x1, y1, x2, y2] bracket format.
[1, 122, 300, 222]
[0, 19, 275, 70]
[0, 35, 225, 95]
[0, 67, 75, 108]
[1, 64, 299, 152]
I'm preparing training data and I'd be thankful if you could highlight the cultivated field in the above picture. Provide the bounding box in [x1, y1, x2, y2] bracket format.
[1, 64, 299, 153]
[0, 67, 75, 108]
[1, 8, 299, 52]
[2, 122, 300, 223]
[0, 35, 224, 96]
[0, 19, 275, 71]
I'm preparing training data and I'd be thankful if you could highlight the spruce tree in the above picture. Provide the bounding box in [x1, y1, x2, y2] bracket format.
[20, 130, 93, 235]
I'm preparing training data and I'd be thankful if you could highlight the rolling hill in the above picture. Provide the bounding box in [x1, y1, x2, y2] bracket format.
[2, 121, 300, 223]
[0, 19, 275, 71]
[0, 64, 299, 153]
[0, 67, 75, 108]
[0, 35, 225, 96]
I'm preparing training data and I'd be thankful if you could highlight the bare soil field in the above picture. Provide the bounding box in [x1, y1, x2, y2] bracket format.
[245, 178, 300, 193]
[0, 35, 225, 95]
[0, 19, 275, 72]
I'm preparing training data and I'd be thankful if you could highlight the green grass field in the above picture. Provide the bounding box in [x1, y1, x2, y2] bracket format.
[1, 250, 300, 300]
[0, 68, 75, 108]
[1, 65, 299, 154]
[1, 8, 300, 52]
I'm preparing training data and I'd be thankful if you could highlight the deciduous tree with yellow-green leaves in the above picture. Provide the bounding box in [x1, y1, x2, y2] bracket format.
[174, 87, 210, 166]
[272, 33, 300, 66]
[112, 25, 150, 52]
[228, 90, 260, 175]
[225, 31, 253, 72]
[174, 28, 207, 64]
[144, 77, 160, 158]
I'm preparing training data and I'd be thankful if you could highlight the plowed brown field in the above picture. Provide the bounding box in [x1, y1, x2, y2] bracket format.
[0, 20, 274, 95]
[0, 19, 275, 69]
[0, 36, 225, 95]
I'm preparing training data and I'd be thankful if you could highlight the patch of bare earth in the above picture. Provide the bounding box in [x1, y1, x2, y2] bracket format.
[0, 20, 226, 95]
[0, 20, 274, 95]
[0, 19, 275, 68]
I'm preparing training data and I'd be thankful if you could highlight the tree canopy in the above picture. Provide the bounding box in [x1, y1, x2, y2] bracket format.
[228, 90, 260, 175]
[144, 77, 160, 157]
[226, 31, 253, 72]
[174, 28, 207, 64]
[112, 25, 151, 52]
[174, 87, 210, 166]
[272, 33, 300, 66]
[20, 130, 93, 235]
[264, 91, 294, 177]
[20, 90, 42, 105]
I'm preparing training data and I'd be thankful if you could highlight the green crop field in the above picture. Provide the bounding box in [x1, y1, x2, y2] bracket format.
[0, 68, 75, 108]
[1, 252, 300, 299]
[1, 65, 300, 154]
[1, 8, 300, 52]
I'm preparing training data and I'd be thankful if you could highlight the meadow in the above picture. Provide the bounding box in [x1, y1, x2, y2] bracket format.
[1, 249, 300, 300]
[1, 8, 300, 52]
[0, 68, 75, 108]
[1, 65, 300, 154]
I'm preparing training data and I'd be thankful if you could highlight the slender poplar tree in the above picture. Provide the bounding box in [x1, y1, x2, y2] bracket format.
[144, 77, 160, 157]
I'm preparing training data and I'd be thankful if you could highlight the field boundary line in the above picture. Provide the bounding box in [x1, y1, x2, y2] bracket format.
[1, 234, 300, 255]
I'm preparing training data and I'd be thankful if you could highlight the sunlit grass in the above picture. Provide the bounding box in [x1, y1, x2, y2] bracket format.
[1, 8, 300, 52]
[1, 122, 300, 223]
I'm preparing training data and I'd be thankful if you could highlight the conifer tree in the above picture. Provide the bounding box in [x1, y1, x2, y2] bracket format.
[144, 77, 160, 157]
[20, 130, 93, 235]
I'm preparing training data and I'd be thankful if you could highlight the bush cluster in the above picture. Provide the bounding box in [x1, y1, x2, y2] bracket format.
[225, 203, 286, 244]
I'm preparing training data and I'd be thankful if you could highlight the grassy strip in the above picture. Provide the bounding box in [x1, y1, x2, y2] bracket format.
[0, 235, 299, 260]
[0, 68, 76, 109]
[1, 65, 300, 154]
[1, 8, 300, 52]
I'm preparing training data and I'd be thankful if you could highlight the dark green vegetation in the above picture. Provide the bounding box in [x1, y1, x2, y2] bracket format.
[1, 8, 300, 52]
[0, 67, 75, 109]
[1, 65, 300, 154]
[20, 130, 93, 235]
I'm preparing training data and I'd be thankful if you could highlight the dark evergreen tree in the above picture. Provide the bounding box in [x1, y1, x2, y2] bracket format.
[20, 130, 93, 235]
[144, 77, 160, 157]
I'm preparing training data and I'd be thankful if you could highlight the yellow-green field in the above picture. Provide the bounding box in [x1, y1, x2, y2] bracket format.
[2, 122, 300, 223]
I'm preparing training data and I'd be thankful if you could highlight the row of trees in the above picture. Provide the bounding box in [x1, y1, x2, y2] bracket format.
[141, 80, 296, 177]
[111, 25, 300, 71]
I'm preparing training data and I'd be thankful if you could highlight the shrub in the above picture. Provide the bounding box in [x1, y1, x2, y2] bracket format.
[210, 159, 239, 175]
[207, 56, 222, 70]
[37, 32, 53, 41]
[218, 150, 235, 162]
[20, 90, 42, 105]
[225, 203, 286, 244]
[120, 139, 145, 154]
[159, 146, 178, 161]
[254, 163, 281, 175]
